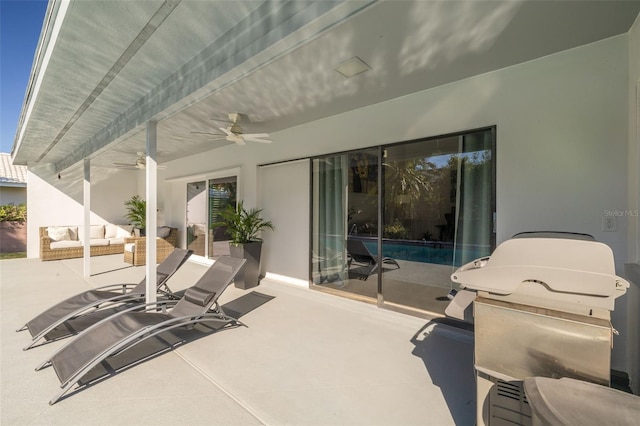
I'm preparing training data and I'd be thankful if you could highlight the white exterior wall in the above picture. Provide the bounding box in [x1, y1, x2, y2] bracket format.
[629, 14, 640, 266]
[626, 12, 640, 394]
[166, 34, 629, 266]
[258, 160, 310, 285]
[26, 165, 139, 257]
[163, 34, 631, 370]
[27, 32, 634, 372]
[0, 186, 27, 205]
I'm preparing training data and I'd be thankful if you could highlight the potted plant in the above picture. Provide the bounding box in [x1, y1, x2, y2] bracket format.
[124, 195, 146, 236]
[214, 201, 274, 289]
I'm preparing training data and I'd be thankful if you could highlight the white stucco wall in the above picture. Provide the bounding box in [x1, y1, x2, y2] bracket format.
[258, 159, 310, 283]
[629, 14, 640, 266]
[0, 186, 27, 205]
[162, 34, 631, 370]
[26, 165, 139, 257]
[626, 12, 640, 395]
[166, 34, 630, 263]
[25, 30, 635, 373]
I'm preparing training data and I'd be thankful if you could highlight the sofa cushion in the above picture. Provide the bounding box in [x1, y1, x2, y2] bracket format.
[47, 226, 70, 242]
[68, 226, 79, 240]
[82, 238, 110, 247]
[124, 243, 135, 253]
[91, 225, 105, 239]
[157, 226, 171, 238]
[116, 225, 134, 238]
[105, 224, 134, 239]
[108, 238, 126, 245]
[50, 240, 82, 249]
[78, 225, 106, 240]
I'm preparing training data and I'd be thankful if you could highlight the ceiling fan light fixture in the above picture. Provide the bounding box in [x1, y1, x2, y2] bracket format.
[334, 56, 370, 78]
[194, 113, 272, 145]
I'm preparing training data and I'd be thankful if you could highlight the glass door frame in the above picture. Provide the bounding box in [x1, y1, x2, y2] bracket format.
[184, 167, 242, 261]
[309, 126, 496, 316]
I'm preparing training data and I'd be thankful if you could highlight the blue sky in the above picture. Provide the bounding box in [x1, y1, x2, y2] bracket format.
[1, 0, 48, 154]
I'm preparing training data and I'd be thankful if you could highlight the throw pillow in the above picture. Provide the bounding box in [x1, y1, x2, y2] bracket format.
[115, 225, 134, 238]
[157, 226, 171, 238]
[47, 226, 70, 242]
[90, 225, 105, 239]
[105, 224, 118, 239]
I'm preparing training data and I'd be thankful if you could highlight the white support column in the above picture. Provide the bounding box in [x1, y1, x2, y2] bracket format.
[145, 121, 158, 305]
[83, 159, 91, 277]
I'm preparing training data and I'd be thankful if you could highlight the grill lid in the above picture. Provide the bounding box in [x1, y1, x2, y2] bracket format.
[451, 237, 629, 298]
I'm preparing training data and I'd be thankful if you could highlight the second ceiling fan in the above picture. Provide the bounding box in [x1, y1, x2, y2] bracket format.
[193, 113, 271, 145]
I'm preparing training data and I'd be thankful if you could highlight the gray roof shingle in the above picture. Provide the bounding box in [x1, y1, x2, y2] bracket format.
[0, 153, 27, 186]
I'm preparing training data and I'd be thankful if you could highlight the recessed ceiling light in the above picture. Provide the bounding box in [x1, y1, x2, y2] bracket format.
[334, 57, 371, 78]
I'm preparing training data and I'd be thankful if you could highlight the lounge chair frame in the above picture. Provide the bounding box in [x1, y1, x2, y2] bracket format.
[37, 256, 245, 405]
[18, 248, 192, 350]
[347, 239, 400, 278]
[40, 299, 239, 405]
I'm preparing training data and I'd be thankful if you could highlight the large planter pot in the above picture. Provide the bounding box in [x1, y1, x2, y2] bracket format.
[229, 241, 263, 289]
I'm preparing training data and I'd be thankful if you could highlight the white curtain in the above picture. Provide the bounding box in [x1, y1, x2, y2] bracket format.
[312, 155, 348, 283]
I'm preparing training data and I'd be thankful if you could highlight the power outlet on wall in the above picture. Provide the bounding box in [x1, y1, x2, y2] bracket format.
[602, 216, 617, 232]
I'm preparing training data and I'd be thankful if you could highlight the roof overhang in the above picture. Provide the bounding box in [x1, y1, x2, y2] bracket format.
[12, 0, 640, 173]
[0, 182, 27, 188]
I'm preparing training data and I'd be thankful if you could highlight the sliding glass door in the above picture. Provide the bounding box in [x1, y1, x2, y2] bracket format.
[186, 181, 207, 256]
[208, 177, 236, 257]
[186, 175, 237, 259]
[311, 127, 495, 315]
[381, 129, 494, 312]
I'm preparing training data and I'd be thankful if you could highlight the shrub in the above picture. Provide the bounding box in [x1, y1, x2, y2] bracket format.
[384, 218, 408, 239]
[0, 203, 27, 223]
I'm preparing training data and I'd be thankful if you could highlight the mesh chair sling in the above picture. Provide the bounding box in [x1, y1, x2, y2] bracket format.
[18, 248, 192, 350]
[347, 239, 400, 278]
[37, 256, 246, 405]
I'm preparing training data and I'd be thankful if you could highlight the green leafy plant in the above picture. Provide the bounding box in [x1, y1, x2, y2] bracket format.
[124, 195, 146, 229]
[384, 218, 409, 239]
[213, 201, 274, 245]
[0, 203, 27, 223]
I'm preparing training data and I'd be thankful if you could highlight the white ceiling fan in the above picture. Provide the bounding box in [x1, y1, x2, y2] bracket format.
[192, 113, 271, 145]
[113, 152, 166, 170]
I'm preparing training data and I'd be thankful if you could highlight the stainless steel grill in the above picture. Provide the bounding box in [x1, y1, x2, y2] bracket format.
[446, 232, 630, 426]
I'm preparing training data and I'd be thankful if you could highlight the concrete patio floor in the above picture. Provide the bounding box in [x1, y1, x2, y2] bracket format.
[1, 255, 475, 425]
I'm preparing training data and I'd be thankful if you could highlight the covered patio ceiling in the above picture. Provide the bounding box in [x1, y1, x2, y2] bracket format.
[12, 0, 640, 174]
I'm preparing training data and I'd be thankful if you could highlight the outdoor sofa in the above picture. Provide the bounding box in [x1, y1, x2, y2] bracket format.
[39, 225, 134, 261]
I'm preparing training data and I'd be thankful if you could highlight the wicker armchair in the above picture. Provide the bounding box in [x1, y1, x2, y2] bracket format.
[123, 228, 178, 266]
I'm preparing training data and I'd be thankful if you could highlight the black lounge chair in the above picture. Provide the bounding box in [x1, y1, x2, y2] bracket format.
[37, 256, 246, 405]
[347, 239, 400, 279]
[18, 248, 192, 350]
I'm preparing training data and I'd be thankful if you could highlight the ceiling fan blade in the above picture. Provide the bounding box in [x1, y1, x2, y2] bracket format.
[245, 137, 272, 144]
[217, 127, 244, 145]
[191, 131, 221, 136]
[243, 133, 270, 139]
